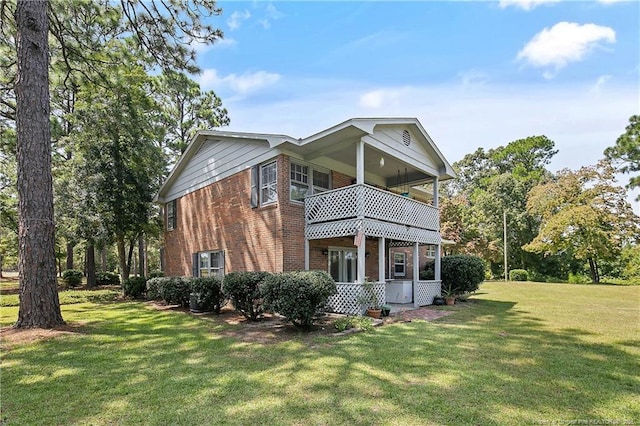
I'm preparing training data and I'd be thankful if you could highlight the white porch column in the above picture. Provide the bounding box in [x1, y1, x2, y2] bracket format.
[432, 177, 439, 208]
[413, 241, 419, 308]
[378, 237, 385, 283]
[356, 139, 366, 283]
[356, 139, 365, 184]
[357, 240, 366, 283]
[435, 243, 441, 282]
[304, 238, 310, 270]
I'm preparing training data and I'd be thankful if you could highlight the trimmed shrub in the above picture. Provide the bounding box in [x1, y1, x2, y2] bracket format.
[261, 271, 336, 329]
[223, 271, 270, 321]
[96, 271, 120, 285]
[422, 256, 485, 294]
[123, 276, 147, 298]
[62, 269, 83, 287]
[146, 276, 191, 307]
[190, 276, 227, 314]
[148, 270, 164, 279]
[509, 269, 529, 281]
[441, 255, 485, 294]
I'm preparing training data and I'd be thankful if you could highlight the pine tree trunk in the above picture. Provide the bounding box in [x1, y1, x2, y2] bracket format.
[66, 242, 74, 270]
[138, 234, 146, 278]
[101, 247, 107, 272]
[117, 236, 129, 283]
[86, 244, 96, 288]
[14, 0, 64, 328]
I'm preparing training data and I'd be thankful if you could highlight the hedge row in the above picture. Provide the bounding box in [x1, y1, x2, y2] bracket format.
[146, 271, 336, 329]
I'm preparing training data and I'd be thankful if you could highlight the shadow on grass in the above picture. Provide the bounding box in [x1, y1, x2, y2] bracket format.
[1, 299, 638, 425]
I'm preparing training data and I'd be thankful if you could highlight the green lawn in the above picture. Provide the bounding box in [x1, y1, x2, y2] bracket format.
[1, 282, 638, 425]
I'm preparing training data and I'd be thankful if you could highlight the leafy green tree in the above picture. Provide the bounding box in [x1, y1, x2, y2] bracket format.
[72, 66, 164, 283]
[524, 160, 639, 283]
[443, 136, 557, 277]
[605, 115, 640, 200]
[0, 0, 225, 327]
[155, 71, 229, 164]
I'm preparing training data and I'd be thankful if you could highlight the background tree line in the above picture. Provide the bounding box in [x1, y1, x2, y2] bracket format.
[1, 0, 228, 327]
[440, 116, 640, 284]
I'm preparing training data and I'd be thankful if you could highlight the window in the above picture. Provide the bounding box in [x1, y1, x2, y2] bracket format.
[394, 252, 406, 277]
[166, 200, 177, 231]
[260, 161, 278, 205]
[313, 169, 330, 193]
[290, 161, 331, 202]
[328, 248, 357, 282]
[425, 245, 436, 258]
[290, 163, 309, 201]
[195, 251, 225, 277]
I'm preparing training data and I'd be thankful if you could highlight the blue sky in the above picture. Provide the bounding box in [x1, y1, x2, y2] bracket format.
[193, 0, 640, 206]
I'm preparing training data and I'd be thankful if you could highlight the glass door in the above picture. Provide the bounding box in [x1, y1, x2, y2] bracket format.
[328, 248, 358, 282]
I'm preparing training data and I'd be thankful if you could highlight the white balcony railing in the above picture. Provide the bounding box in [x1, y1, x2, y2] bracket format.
[305, 184, 439, 231]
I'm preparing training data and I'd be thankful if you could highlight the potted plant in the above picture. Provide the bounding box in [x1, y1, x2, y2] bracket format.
[381, 304, 391, 317]
[357, 280, 382, 318]
[441, 284, 459, 306]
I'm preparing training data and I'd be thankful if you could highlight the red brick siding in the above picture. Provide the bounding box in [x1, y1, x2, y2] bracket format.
[163, 159, 284, 276]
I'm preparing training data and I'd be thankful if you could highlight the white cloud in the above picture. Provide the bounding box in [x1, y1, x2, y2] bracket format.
[458, 70, 490, 87]
[590, 74, 612, 94]
[199, 69, 281, 96]
[517, 22, 616, 77]
[228, 10, 251, 31]
[359, 88, 407, 108]
[499, 0, 560, 11]
[260, 3, 284, 29]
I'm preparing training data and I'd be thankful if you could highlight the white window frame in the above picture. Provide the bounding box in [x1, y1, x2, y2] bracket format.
[199, 251, 224, 277]
[260, 161, 278, 205]
[290, 162, 309, 202]
[166, 200, 176, 231]
[425, 245, 436, 259]
[393, 252, 406, 277]
[328, 247, 358, 283]
[290, 160, 331, 202]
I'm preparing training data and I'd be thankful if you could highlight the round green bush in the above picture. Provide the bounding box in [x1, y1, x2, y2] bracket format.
[509, 269, 529, 281]
[146, 276, 191, 307]
[422, 256, 485, 295]
[148, 270, 164, 279]
[96, 271, 120, 285]
[123, 276, 147, 298]
[223, 271, 270, 321]
[62, 269, 83, 287]
[190, 276, 227, 314]
[261, 271, 336, 329]
[441, 255, 485, 294]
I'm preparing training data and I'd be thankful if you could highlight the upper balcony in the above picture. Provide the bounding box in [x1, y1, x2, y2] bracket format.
[304, 183, 441, 244]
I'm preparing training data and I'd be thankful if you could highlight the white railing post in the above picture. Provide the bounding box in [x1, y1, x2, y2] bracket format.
[378, 237, 385, 283]
[304, 238, 310, 270]
[413, 242, 419, 308]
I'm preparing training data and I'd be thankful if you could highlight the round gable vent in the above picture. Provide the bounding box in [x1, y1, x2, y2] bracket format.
[402, 130, 411, 146]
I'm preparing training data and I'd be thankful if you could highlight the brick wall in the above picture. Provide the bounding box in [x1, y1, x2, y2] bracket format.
[163, 157, 284, 276]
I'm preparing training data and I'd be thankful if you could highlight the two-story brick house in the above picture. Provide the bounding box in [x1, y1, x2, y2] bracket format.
[155, 118, 456, 314]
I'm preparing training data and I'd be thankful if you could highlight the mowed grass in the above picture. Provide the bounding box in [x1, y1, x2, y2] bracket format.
[1, 282, 638, 425]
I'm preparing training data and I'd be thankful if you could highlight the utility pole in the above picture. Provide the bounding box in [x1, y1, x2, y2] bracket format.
[503, 210, 508, 282]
